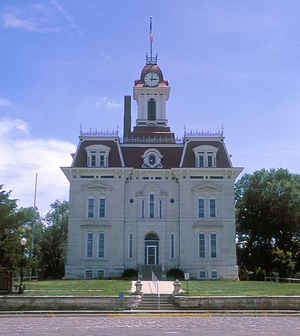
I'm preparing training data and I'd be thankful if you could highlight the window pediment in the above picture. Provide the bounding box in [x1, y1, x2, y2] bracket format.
[81, 181, 113, 192]
[86, 144, 111, 152]
[192, 183, 222, 193]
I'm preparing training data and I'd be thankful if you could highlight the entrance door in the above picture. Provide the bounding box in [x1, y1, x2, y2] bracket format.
[146, 245, 157, 265]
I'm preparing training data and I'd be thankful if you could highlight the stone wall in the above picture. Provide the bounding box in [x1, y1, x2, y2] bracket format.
[173, 296, 300, 310]
[0, 296, 141, 311]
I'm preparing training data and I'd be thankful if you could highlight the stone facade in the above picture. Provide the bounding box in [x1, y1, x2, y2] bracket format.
[61, 46, 243, 280]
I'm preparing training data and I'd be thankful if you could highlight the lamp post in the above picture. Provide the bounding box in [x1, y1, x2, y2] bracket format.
[19, 237, 27, 294]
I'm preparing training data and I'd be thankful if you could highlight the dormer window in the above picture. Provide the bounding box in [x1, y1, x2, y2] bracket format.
[86, 145, 110, 168]
[193, 145, 218, 168]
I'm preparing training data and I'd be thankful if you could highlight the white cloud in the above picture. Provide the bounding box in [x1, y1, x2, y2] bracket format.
[3, 12, 35, 31]
[0, 97, 13, 108]
[2, 1, 82, 35]
[0, 118, 29, 137]
[3, 11, 59, 33]
[96, 97, 122, 110]
[0, 118, 75, 215]
[50, 0, 83, 36]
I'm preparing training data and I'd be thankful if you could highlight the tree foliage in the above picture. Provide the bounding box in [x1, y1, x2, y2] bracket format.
[236, 169, 300, 276]
[39, 200, 68, 279]
[0, 185, 24, 270]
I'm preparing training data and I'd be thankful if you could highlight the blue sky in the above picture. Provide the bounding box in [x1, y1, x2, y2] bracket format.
[0, 0, 299, 213]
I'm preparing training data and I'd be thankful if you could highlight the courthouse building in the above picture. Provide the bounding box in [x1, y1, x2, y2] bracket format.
[61, 28, 243, 280]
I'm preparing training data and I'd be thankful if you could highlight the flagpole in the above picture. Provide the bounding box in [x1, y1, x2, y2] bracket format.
[150, 16, 153, 60]
[32, 173, 38, 277]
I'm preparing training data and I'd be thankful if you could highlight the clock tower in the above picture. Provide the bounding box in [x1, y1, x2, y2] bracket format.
[128, 17, 174, 143]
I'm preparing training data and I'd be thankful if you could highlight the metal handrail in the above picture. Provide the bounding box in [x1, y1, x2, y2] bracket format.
[152, 271, 160, 309]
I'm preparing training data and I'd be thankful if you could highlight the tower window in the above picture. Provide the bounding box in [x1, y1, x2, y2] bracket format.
[147, 99, 156, 120]
[149, 193, 155, 218]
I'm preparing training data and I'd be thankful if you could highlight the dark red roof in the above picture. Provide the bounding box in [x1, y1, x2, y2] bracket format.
[72, 140, 122, 168]
[181, 141, 231, 168]
[134, 64, 168, 87]
[72, 138, 231, 169]
[122, 146, 183, 169]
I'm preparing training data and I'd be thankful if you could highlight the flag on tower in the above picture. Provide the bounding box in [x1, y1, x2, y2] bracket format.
[150, 16, 153, 42]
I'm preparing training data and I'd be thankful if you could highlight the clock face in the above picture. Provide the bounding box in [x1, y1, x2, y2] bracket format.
[144, 72, 159, 87]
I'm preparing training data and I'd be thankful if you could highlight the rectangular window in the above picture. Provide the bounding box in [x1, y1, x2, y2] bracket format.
[98, 233, 105, 258]
[149, 194, 154, 218]
[198, 199, 204, 218]
[198, 153, 204, 168]
[211, 271, 218, 280]
[199, 233, 205, 258]
[159, 200, 162, 218]
[211, 233, 217, 258]
[170, 233, 175, 259]
[128, 233, 133, 258]
[86, 270, 93, 279]
[91, 152, 96, 167]
[199, 271, 206, 280]
[141, 200, 145, 218]
[99, 198, 106, 218]
[207, 152, 213, 167]
[87, 233, 93, 258]
[99, 152, 106, 167]
[88, 198, 95, 218]
[210, 199, 216, 217]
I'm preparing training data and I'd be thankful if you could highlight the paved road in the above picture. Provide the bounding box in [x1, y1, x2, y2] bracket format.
[1, 315, 300, 336]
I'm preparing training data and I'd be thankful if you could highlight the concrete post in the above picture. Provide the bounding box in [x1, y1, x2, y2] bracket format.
[134, 280, 143, 295]
[173, 279, 181, 295]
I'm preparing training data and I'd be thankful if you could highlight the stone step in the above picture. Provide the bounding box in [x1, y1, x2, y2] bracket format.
[137, 294, 177, 310]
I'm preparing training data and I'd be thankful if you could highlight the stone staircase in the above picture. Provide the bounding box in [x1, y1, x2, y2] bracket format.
[137, 294, 177, 310]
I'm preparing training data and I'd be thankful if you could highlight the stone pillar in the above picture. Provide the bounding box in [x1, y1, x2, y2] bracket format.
[134, 280, 143, 295]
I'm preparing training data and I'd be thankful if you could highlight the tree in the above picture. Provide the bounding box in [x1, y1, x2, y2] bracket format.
[0, 185, 24, 270]
[235, 169, 300, 276]
[39, 200, 68, 279]
[18, 206, 43, 276]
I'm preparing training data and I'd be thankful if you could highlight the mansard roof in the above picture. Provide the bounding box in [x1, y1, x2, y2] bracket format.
[71, 137, 231, 169]
[181, 140, 231, 168]
[122, 146, 183, 169]
[72, 140, 122, 168]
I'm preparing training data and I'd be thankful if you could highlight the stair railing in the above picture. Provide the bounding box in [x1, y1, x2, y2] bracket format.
[152, 271, 160, 310]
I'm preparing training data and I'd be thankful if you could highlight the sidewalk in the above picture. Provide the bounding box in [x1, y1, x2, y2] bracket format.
[131, 281, 174, 294]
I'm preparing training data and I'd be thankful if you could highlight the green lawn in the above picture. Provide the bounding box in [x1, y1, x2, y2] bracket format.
[181, 280, 300, 296]
[21, 280, 131, 296]
[17, 279, 300, 296]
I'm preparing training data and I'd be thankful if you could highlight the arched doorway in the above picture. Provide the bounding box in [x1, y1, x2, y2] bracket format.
[145, 232, 159, 265]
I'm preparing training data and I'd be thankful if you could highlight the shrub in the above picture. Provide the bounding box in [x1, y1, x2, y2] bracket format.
[122, 268, 138, 280]
[238, 266, 249, 281]
[167, 268, 184, 280]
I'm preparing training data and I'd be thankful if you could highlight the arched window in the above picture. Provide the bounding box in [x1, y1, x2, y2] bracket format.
[147, 99, 156, 120]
